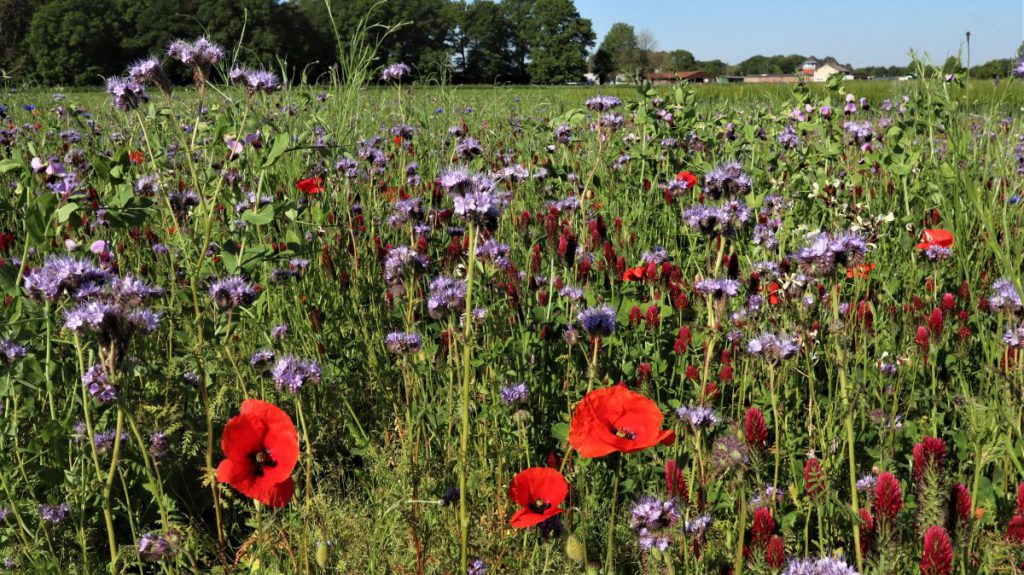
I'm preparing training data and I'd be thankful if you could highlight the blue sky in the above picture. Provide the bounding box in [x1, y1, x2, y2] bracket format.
[577, 0, 1022, 67]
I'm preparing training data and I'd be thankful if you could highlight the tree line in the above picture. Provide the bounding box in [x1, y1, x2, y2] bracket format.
[590, 21, 1020, 83]
[0, 0, 596, 86]
[0, 1, 1018, 87]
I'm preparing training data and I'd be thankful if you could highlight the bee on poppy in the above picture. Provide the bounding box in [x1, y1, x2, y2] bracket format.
[568, 384, 675, 458]
[508, 467, 568, 528]
[216, 399, 299, 507]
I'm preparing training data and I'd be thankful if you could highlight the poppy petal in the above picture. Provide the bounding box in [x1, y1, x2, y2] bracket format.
[253, 477, 295, 508]
[216, 458, 257, 493]
[221, 413, 266, 463]
[260, 427, 300, 483]
[510, 506, 564, 528]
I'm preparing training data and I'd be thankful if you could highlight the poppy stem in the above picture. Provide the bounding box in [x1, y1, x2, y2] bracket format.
[458, 224, 478, 575]
[604, 455, 622, 574]
[834, 285, 864, 573]
[296, 399, 314, 575]
[587, 336, 600, 392]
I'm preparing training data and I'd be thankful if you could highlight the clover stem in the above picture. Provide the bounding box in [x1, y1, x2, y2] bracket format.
[733, 473, 746, 575]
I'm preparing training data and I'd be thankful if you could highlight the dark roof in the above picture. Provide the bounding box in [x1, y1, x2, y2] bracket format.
[645, 71, 714, 80]
[820, 57, 853, 73]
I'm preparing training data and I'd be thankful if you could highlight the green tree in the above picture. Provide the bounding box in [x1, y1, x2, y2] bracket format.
[589, 48, 614, 83]
[667, 49, 695, 71]
[596, 22, 637, 80]
[970, 58, 1012, 78]
[0, 0, 37, 80]
[456, 0, 515, 83]
[26, 0, 124, 85]
[695, 59, 728, 76]
[941, 55, 965, 74]
[500, 0, 533, 83]
[195, 0, 293, 67]
[524, 0, 595, 84]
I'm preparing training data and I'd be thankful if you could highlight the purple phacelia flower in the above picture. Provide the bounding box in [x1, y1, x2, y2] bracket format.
[703, 161, 751, 199]
[385, 331, 423, 354]
[38, 503, 70, 525]
[988, 279, 1022, 313]
[500, 382, 529, 405]
[381, 62, 411, 82]
[577, 305, 616, 337]
[269, 356, 322, 393]
[629, 496, 679, 551]
[747, 332, 798, 362]
[139, 531, 180, 562]
[84, 363, 116, 403]
[105, 77, 150, 111]
[0, 340, 26, 366]
[208, 276, 258, 309]
[585, 95, 621, 111]
[676, 405, 719, 429]
[383, 247, 428, 285]
[23, 256, 110, 302]
[695, 278, 740, 299]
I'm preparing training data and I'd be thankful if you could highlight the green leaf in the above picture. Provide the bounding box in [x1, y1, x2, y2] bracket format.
[26, 193, 57, 245]
[220, 252, 238, 273]
[0, 158, 24, 173]
[550, 422, 569, 442]
[55, 202, 78, 223]
[263, 132, 291, 168]
[242, 205, 275, 226]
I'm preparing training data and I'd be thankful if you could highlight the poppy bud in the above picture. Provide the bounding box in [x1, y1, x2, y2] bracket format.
[565, 534, 585, 564]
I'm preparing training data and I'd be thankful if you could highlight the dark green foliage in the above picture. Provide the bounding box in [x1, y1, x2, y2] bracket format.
[523, 0, 595, 83]
[25, 0, 124, 85]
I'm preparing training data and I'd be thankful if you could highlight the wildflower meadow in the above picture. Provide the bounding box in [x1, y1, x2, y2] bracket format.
[4, 32, 1024, 575]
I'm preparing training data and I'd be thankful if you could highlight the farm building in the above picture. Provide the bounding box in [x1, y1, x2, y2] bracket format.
[803, 56, 855, 82]
[644, 71, 715, 85]
[743, 74, 801, 84]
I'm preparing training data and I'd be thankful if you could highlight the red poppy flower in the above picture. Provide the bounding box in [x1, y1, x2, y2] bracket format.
[216, 399, 299, 507]
[129, 150, 144, 164]
[622, 265, 645, 282]
[766, 281, 781, 306]
[508, 467, 568, 528]
[916, 229, 954, 250]
[846, 262, 876, 279]
[675, 170, 698, 189]
[295, 177, 324, 195]
[568, 384, 675, 458]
